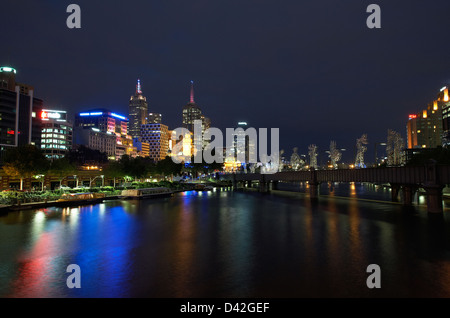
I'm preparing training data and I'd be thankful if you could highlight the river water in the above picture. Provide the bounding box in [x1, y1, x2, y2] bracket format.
[1, 184, 450, 298]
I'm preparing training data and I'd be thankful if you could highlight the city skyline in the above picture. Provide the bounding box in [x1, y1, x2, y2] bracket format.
[2, 0, 450, 305]
[2, 1, 450, 162]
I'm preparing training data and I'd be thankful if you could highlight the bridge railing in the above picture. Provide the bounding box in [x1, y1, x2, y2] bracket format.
[225, 165, 450, 186]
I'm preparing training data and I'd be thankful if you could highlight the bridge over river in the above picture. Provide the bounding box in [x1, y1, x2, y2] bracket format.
[224, 162, 450, 213]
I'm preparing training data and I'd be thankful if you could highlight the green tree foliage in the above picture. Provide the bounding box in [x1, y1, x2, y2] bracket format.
[156, 156, 183, 179]
[66, 145, 108, 166]
[2, 145, 49, 190]
[184, 154, 224, 177]
[103, 160, 125, 187]
[118, 155, 156, 181]
[49, 158, 77, 186]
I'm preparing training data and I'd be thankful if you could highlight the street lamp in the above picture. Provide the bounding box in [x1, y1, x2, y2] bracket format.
[90, 175, 103, 187]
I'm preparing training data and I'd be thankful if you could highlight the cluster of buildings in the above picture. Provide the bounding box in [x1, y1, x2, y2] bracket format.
[406, 85, 450, 157]
[0, 65, 220, 166]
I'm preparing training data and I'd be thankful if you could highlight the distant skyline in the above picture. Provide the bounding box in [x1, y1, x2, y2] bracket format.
[2, 0, 450, 162]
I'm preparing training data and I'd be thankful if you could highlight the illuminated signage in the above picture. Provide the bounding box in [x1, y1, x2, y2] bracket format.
[111, 113, 127, 120]
[42, 110, 67, 120]
[440, 86, 447, 92]
[79, 111, 127, 120]
[80, 112, 103, 116]
[0, 66, 16, 74]
[408, 114, 417, 119]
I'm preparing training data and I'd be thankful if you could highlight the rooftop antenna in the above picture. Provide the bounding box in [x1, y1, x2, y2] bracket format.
[136, 79, 142, 94]
[190, 80, 195, 103]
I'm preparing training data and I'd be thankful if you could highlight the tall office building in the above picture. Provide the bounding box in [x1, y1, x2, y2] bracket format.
[129, 79, 148, 139]
[182, 81, 202, 133]
[407, 86, 445, 149]
[225, 122, 256, 172]
[439, 87, 450, 147]
[182, 81, 211, 133]
[0, 66, 43, 157]
[147, 112, 162, 124]
[75, 128, 117, 158]
[75, 109, 128, 135]
[74, 109, 132, 159]
[40, 109, 73, 160]
[141, 123, 170, 161]
[182, 81, 210, 152]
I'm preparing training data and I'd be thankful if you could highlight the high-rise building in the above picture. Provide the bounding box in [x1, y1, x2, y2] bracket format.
[75, 109, 128, 135]
[74, 109, 131, 160]
[407, 86, 445, 149]
[40, 109, 73, 160]
[129, 79, 148, 139]
[439, 86, 450, 147]
[141, 123, 170, 161]
[182, 81, 203, 133]
[182, 81, 211, 151]
[225, 122, 256, 172]
[147, 113, 162, 124]
[0, 66, 43, 157]
[74, 128, 117, 158]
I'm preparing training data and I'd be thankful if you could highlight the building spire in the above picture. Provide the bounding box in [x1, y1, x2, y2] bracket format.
[190, 80, 195, 103]
[136, 79, 142, 94]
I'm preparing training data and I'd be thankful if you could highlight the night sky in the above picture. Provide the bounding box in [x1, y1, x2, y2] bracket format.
[2, 0, 450, 163]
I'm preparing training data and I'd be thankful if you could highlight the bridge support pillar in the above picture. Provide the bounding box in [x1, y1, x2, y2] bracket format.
[423, 185, 444, 213]
[232, 179, 238, 190]
[272, 180, 279, 191]
[402, 185, 418, 206]
[309, 182, 320, 201]
[247, 181, 252, 188]
[391, 184, 400, 202]
[259, 181, 269, 193]
[258, 175, 269, 193]
[423, 160, 444, 213]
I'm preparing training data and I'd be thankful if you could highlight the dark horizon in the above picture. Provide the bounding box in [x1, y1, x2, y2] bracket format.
[2, 0, 450, 162]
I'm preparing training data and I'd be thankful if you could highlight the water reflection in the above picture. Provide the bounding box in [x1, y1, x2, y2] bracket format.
[0, 186, 449, 298]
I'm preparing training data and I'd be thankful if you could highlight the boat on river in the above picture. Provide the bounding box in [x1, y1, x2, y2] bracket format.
[57, 192, 106, 204]
[194, 184, 214, 191]
[120, 187, 173, 199]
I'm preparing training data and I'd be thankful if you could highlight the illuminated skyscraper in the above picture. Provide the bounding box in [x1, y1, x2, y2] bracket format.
[182, 81, 210, 150]
[0, 66, 43, 156]
[407, 86, 445, 149]
[74, 109, 132, 160]
[147, 112, 162, 124]
[40, 109, 73, 160]
[141, 123, 170, 161]
[129, 79, 148, 139]
[182, 81, 203, 133]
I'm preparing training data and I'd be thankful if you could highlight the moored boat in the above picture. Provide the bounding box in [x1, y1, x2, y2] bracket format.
[56, 192, 106, 204]
[194, 184, 214, 191]
[120, 187, 173, 199]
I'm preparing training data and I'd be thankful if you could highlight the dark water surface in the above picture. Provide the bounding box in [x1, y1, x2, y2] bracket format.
[1, 185, 450, 298]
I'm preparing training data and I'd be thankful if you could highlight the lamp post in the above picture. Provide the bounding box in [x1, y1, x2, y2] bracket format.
[90, 175, 102, 187]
